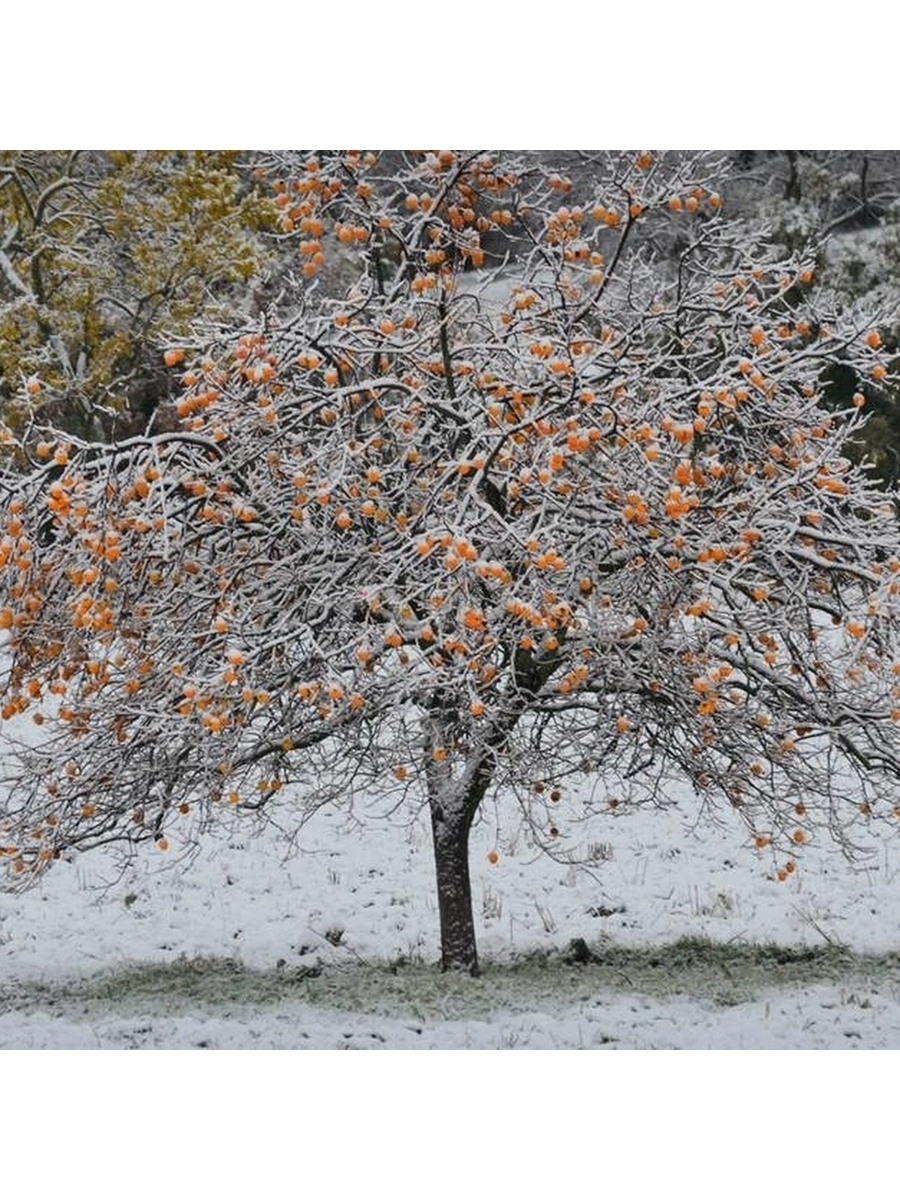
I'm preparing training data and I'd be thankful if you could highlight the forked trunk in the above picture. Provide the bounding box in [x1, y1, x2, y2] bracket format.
[429, 794, 479, 975]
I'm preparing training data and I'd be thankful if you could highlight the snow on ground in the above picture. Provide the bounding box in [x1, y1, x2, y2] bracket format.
[4, 778, 900, 1049]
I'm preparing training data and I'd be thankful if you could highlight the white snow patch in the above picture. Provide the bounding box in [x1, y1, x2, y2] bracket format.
[4, 775, 900, 1048]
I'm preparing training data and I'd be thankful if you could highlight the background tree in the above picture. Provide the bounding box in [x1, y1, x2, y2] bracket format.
[0, 150, 276, 441]
[1, 150, 899, 974]
[731, 151, 900, 243]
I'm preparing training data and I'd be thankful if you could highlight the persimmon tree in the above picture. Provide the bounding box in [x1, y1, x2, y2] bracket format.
[2, 150, 899, 974]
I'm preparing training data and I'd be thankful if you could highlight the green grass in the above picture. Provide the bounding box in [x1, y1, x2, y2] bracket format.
[4, 937, 900, 1023]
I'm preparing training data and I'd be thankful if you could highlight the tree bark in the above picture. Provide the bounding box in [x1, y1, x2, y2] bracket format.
[429, 794, 479, 974]
[424, 704, 524, 976]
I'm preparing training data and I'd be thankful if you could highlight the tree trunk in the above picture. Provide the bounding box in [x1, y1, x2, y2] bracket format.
[424, 707, 521, 976]
[429, 794, 479, 975]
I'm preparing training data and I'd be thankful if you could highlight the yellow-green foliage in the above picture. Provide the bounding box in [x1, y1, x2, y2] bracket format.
[0, 150, 278, 436]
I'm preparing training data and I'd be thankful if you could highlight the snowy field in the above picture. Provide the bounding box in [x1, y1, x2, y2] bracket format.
[4, 778, 900, 1050]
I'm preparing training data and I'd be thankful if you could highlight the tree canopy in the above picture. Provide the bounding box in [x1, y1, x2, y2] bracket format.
[0, 150, 276, 440]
